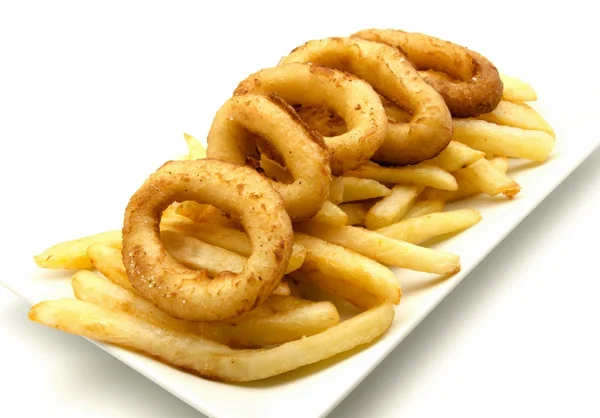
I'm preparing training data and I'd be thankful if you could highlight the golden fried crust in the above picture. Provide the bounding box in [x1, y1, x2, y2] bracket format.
[122, 159, 294, 322]
[282, 37, 453, 166]
[232, 62, 387, 175]
[206, 93, 332, 222]
[353, 29, 504, 118]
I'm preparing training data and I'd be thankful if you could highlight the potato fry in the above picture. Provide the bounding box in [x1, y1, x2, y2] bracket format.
[161, 217, 307, 273]
[376, 209, 482, 244]
[71, 271, 337, 348]
[364, 184, 423, 230]
[346, 161, 457, 191]
[500, 74, 537, 102]
[87, 244, 136, 293]
[455, 157, 520, 198]
[184, 133, 207, 160]
[289, 269, 383, 310]
[403, 199, 446, 219]
[425, 141, 485, 172]
[29, 298, 394, 382]
[329, 177, 344, 205]
[271, 282, 291, 296]
[477, 100, 555, 136]
[308, 201, 348, 226]
[452, 118, 554, 161]
[338, 202, 370, 226]
[174, 201, 241, 229]
[342, 177, 391, 202]
[294, 233, 401, 304]
[33, 230, 122, 270]
[260, 156, 293, 184]
[297, 223, 460, 275]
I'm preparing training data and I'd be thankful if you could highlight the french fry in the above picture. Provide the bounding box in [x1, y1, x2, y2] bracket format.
[364, 184, 423, 230]
[271, 282, 291, 296]
[425, 141, 485, 172]
[345, 161, 458, 191]
[260, 156, 293, 184]
[329, 177, 344, 205]
[161, 217, 307, 273]
[342, 177, 391, 202]
[289, 269, 383, 310]
[87, 244, 136, 293]
[162, 229, 303, 275]
[71, 271, 338, 348]
[338, 202, 370, 226]
[184, 133, 207, 160]
[174, 201, 241, 229]
[452, 119, 554, 161]
[29, 298, 394, 382]
[477, 100, 555, 136]
[296, 223, 460, 275]
[34, 230, 122, 270]
[294, 233, 401, 304]
[376, 209, 482, 245]
[454, 157, 521, 198]
[403, 199, 446, 219]
[308, 201, 348, 226]
[500, 74, 538, 102]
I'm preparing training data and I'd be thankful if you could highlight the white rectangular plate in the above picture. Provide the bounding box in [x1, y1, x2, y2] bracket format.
[3, 117, 599, 418]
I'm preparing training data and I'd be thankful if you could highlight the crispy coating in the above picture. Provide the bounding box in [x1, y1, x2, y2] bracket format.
[282, 37, 452, 166]
[122, 159, 294, 322]
[353, 29, 503, 118]
[234, 62, 387, 175]
[206, 93, 331, 222]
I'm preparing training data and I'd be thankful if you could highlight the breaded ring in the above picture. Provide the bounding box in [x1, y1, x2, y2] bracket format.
[234, 62, 387, 175]
[281, 37, 452, 166]
[206, 93, 332, 222]
[122, 159, 294, 322]
[353, 29, 503, 118]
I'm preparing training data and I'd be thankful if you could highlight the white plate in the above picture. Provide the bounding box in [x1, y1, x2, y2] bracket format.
[2, 6, 600, 416]
[2, 119, 598, 418]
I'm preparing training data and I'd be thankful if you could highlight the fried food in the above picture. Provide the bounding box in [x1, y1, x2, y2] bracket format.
[341, 177, 390, 202]
[282, 37, 452, 166]
[477, 100, 555, 136]
[353, 29, 503, 118]
[500, 74, 537, 102]
[363, 184, 423, 230]
[207, 93, 331, 221]
[122, 159, 294, 321]
[233, 62, 387, 174]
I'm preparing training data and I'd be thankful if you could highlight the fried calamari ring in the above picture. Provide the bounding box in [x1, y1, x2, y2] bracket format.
[122, 159, 294, 322]
[352, 29, 503, 118]
[281, 37, 452, 166]
[206, 93, 331, 222]
[234, 62, 387, 175]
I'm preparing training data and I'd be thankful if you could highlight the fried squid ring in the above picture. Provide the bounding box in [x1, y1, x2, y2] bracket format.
[206, 93, 331, 222]
[234, 62, 387, 175]
[281, 37, 452, 166]
[122, 159, 294, 322]
[352, 29, 503, 118]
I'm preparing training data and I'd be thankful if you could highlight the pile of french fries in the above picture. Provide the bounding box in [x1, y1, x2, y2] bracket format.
[30, 74, 555, 381]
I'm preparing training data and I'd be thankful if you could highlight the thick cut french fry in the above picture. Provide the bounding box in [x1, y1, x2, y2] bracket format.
[477, 100, 555, 136]
[34, 230, 122, 270]
[329, 177, 344, 205]
[364, 184, 423, 230]
[500, 74, 537, 102]
[454, 157, 520, 198]
[28, 298, 394, 382]
[71, 271, 337, 348]
[184, 133, 207, 160]
[425, 141, 485, 172]
[289, 269, 383, 310]
[308, 201, 348, 226]
[296, 223, 460, 275]
[338, 202, 370, 226]
[174, 201, 241, 229]
[87, 244, 136, 293]
[452, 119, 554, 161]
[161, 217, 307, 273]
[294, 233, 401, 304]
[260, 156, 293, 184]
[345, 161, 457, 191]
[403, 199, 446, 219]
[376, 209, 482, 244]
[341, 177, 390, 202]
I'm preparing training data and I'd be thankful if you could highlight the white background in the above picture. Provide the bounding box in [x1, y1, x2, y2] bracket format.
[1, 1, 599, 417]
